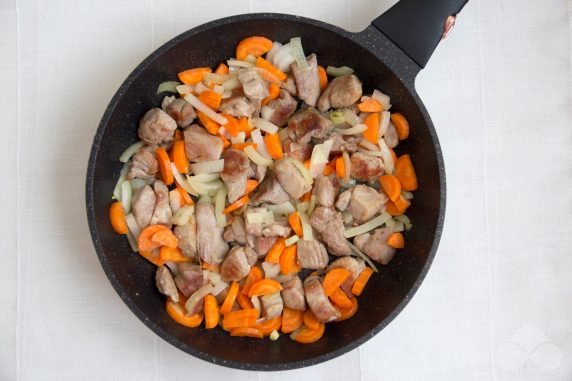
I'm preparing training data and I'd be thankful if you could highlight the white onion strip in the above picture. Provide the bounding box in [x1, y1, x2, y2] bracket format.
[299, 212, 313, 241]
[227, 59, 254, 68]
[252, 117, 279, 134]
[344, 212, 392, 238]
[346, 240, 379, 272]
[244, 145, 273, 167]
[113, 164, 129, 201]
[372, 89, 392, 110]
[333, 124, 367, 135]
[326, 65, 354, 77]
[120, 180, 132, 214]
[285, 235, 300, 246]
[251, 129, 272, 159]
[190, 159, 224, 174]
[125, 213, 141, 240]
[119, 141, 144, 163]
[171, 163, 199, 196]
[204, 73, 237, 84]
[264, 202, 296, 215]
[184, 93, 228, 125]
[378, 138, 394, 175]
[214, 186, 227, 228]
[185, 284, 214, 314]
[379, 111, 391, 137]
[290, 37, 309, 71]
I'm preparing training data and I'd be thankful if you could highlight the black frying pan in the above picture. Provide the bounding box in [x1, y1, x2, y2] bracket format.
[86, 0, 467, 371]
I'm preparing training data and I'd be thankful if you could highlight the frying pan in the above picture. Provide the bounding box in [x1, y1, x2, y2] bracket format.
[86, 0, 468, 371]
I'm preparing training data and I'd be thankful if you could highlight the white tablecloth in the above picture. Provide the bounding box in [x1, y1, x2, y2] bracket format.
[1, 0, 571, 379]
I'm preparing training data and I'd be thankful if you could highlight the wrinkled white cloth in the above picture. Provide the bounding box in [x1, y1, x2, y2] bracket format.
[1, 0, 571, 380]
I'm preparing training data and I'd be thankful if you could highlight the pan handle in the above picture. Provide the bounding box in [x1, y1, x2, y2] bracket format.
[371, 0, 468, 68]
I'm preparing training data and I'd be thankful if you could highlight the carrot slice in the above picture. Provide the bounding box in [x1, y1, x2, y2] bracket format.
[256, 316, 282, 336]
[322, 268, 351, 296]
[171, 140, 189, 174]
[109, 201, 128, 234]
[358, 98, 383, 112]
[386, 232, 405, 249]
[223, 195, 249, 214]
[222, 308, 260, 330]
[385, 195, 411, 216]
[335, 156, 346, 179]
[236, 292, 254, 310]
[265, 237, 286, 263]
[220, 134, 231, 148]
[236, 36, 273, 60]
[214, 62, 229, 75]
[174, 129, 184, 141]
[237, 117, 253, 137]
[303, 310, 321, 331]
[247, 279, 283, 297]
[322, 163, 334, 176]
[150, 229, 179, 249]
[175, 182, 194, 205]
[281, 308, 304, 334]
[288, 212, 303, 237]
[394, 154, 418, 191]
[291, 323, 325, 344]
[138, 224, 169, 252]
[329, 287, 353, 309]
[363, 112, 380, 144]
[390, 112, 410, 140]
[379, 174, 401, 202]
[245, 179, 259, 196]
[204, 294, 220, 329]
[178, 67, 212, 85]
[351, 267, 374, 296]
[279, 245, 301, 275]
[231, 142, 257, 151]
[335, 297, 358, 322]
[317, 65, 328, 90]
[264, 132, 284, 159]
[139, 249, 165, 266]
[256, 57, 287, 82]
[222, 113, 240, 137]
[301, 191, 312, 203]
[303, 159, 311, 169]
[201, 262, 220, 272]
[220, 281, 240, 315]
[155, 147, 174, 186]
[196, 110, 220, 135]
[230, 327, 264, 338]
[198, 90, 222, 110]
[262, 83, 281, 105]
[159, 246, 190, 262]
[242, 266, 264, 295]
[166, 299, 203, 328]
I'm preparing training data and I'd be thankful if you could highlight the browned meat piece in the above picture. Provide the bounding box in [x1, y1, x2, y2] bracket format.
[384, 123, 399, 148]
[304, 275, 340, 322]
[250, 176, 290, 205]
[174, 263, 205, 297]
[174, 221, 197, 258]
[317, 75, 363, 112]
[253, 236, 278, 257]
[165, 98, 196, 127]
[296, 240, 329, 270]
[155, 266, 179, 302]
[274, 158, 312, 199]
[327, 257, 365, 294]
[237, 68, 268, 108]
[313, 175, 340, 208]
[335, 188, 352, 211]
[131, 185, 156, 229]
[262, 261, 281, 279]
[353, 227, 396, 265]
[267, 90, 298, 127]
[223, 216, 247, 244]
[246, 162, 267, 183]
[350, 152, 384, 182]
[195, 202, 229, 265]
[219, 96, 255, 118]
[220, 246, 255, 281]
[127, 149, 158, 181]
[346, 184, 387, 222]
[281, 276, 306, 311]
[161, 95, 176, 110]
[221, 149, 250, 203]
[183, 125, 223, 162]
[138, 108, 177, 148]
[310, 207, 351, 256]
[262, 220, 291, 237]
[283, 138, 312, 161]
[329, 134, 359, 155]
[150, 180, 172, 227]
[260, 292, 284, 319]
[288, 108, 334, 144]
[281, 75, 297, 96]
[290, 53, 320, 107]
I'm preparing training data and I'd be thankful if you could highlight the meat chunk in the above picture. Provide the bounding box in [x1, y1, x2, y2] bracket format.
[223, 216, 247, 244]
[253, 236, 278, 257]
[138, 108, 177, 147]
[219, 96, 255, 118]
[261, 221, 291, 237]
[183, 124, 223, 162]
[127, 149, 158, 181]
[327, 257, 365, 294]
[304, 275, 340, 322]
[296, 240, 329, 270]
[290, 53, 320, 107]
[310, 207, 351, 256]
[335, 188, 352, 211]
[221, 149, 250, 203]
[329, 134, 359, 155]
[237, 68, 268, 105]
[384, 123, 399, 149]
[262, 261, 281, 279]
[350, 152, 384, 182]
[250, 176, 291, 205]
[260, 292, 284, 319]
[150, 180, 172, 227]
[281, 75, 297, 96]
[155, 266, 179, 302]
[220, 246, 255, 281]
[274, 158, 312, 199]
[283, 138, 312, 161]
[244, 206, 267, 236]
[288, 108, 334, 144]
[313, 175, 339, 208]
[353, 227, 396, 265]
[195, 202, 229, 265]
[281, 276, 306, 311]
[174, 220, 197, 258]
[317, 75, 362, 112]
[174, 263, 205, 297]
[165, 98, 196, 127]
[346, 184, 387, 222]
[267, 90, 298, 127]
[131, 185, 156, 229]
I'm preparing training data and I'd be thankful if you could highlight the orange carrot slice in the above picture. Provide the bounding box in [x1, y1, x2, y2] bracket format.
[109, 201, 128, 234]
[219, 281, 240, 315]
[351, 267, 374, 296]
[281, 308, 304, 334]
[394, 154, 418, 191]
[204, 294, 220, 329]
[166, 299, 203, 328]
[279, 245, 301, 275]
[155, 147, 174, 186]
[247, 279, 283, 297]
[178, 67, 211, 85]
[379, 174, 401, 202]
[236, 36, 273, 60]
[386, 232, 405, 249]
[322, 268, 351, 296]
[390, 113, 410, 140]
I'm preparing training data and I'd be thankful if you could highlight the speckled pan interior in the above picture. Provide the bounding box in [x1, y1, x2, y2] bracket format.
[86, 13, 446, 371]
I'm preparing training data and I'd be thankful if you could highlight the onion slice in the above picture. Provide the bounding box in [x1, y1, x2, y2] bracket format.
[334, 124, 367, 135]
[125, 213, 141, 240]
[113, 164, 129, 201]
[263, 201, 296, 215]
[119, 141, 144, 163]
[372, 89, 391, 110]
[214, 186, 227, 228]
[190, 159, 224, 174]
[346, 240, 379, 272]
[227, 59, 254, 68]
[378, 138, 394, 175]
[222, 76, 241, 91]
[250, 129, 272, 159]
[156, 81, 181, 94]
[285, 235, 300, 247]
[244, 145, 273, 167]
[342, 108, 361, 126]
[326, 65, 354, 77]
[211, 280, 229, 296]
[299, 212, 313, 241]
[289, 158, 313, 188]
[120, 180, 132, 214]
[265, 41, 283, 62]
[252, 117, 279, 134]
[344, 212, 392, 238]
[185, 284, 214, 314]
[184, 93, 228, 125]
[379, 111, 391, 137]
[204, 73, 237, 84]
[170, 205, 194, 226]
[290, 37, 309, 71]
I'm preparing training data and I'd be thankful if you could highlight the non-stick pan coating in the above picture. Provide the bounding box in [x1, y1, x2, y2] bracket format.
[86, 13, 445, 370]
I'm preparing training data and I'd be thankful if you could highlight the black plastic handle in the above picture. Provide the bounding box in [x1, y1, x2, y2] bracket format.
[372, 0, 468, 68]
